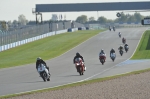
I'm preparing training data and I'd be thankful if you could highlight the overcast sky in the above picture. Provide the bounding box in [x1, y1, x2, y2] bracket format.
[0, 0, 150, 21]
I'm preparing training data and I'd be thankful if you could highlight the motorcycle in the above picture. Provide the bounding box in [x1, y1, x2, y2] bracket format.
[113, 28, 115, 31]
[122, 39, 126, 44]
[37, 64, 50, 82]
[75, 58, 85, 75]
[109, 28, 111, 31]
[119, 34, 121, 38]
[119, 49, 124, 56]
[110, 53, 116, 62]
[124, 45, 129, 52]
[99, 54, 106, 65]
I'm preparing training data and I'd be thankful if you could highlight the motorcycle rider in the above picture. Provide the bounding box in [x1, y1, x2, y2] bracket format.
[118, 45, 124, 51]
[124, 43, 128, 47]
[113, 26, 115, 31]
[99, 49, 106, 62]
[109, 26, 111, 31]
[110, 48, 115, 57]
[73, 52, 86, 71]
[122, 37, 126, 43]
[118, 32, 121, 37]
[124, 43, 129, 50]
[36, 57, 50, 76]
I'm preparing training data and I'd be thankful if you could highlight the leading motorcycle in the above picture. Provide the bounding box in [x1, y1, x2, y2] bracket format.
[75, 58, 85, 75]
[99, 54, 106, 65]
[37, 64, 50, 82]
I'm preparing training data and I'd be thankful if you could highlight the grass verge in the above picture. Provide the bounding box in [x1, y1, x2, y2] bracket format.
[1, 68, 150, 99]
[0, 30, 105, 69]
[131, 30, 150, 59]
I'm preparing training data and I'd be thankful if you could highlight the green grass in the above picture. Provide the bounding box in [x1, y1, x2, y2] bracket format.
[1, 68, 150, 99]
[131, 30, 150, 59]
[0, 30, 105, 69]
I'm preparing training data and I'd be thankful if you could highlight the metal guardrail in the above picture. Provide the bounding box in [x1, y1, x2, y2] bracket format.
[0, 24, 49, 46]
[0, 28, 78, 52]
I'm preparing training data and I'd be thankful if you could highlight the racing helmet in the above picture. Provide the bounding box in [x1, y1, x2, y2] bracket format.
[37, 57, 41, 61]
[76, 52, 80, 56]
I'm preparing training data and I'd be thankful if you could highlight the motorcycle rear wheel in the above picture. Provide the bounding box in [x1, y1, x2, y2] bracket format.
[47, 78, 50, 81]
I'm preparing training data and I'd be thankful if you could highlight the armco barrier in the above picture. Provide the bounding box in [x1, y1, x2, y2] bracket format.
[68, 28, 78, 32]
[0, 28, 78, 52]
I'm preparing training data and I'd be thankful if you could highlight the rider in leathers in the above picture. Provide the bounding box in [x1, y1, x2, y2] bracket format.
[113, 26, 115, 31]
[124, 43, 129, 50]
[99, 49, 106, 62]
[124, 43, 129, 48]
[110, 48, 115, 57]
[73, 52, 86, 72]
[109, 26, 111, 31]
[118, 32, 121, 37]
[118, 45, 124, 52]
[36, 57, 50, 75]
[122, 37, 126, 43]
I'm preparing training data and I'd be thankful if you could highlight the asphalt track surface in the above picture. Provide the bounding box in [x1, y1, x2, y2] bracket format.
[0, 27, 149, 96]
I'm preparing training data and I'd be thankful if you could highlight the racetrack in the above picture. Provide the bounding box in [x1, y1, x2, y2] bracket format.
[0, 27, 148, 96]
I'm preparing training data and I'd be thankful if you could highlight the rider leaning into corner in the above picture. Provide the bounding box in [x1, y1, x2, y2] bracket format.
[36, 57, 50, 75]
[99, 49, 106, 62]
[73, 52, 86, 71]
[118, 45, 124, 51]
[110, 48, 115, 57]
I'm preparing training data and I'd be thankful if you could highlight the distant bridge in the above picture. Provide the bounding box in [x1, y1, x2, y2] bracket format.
[35, 1, 150, 12]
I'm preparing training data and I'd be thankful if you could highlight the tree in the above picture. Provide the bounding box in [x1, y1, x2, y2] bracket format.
[133, 12, 143, 22]
[118, 12, 128, 23]
[107, 19, 114, 23]
[89, 17, 95, 21]
[0, 21, 7, 30]
[97, 16, 107, 24]
[12, 20, 18, 27]
[127, 15, 136, 23]
[76, 15, 88, 23]
[13, 20, 18, 24]
[18, 14, 28, 25]
[7, 21, 12, 27]
[114, 18, 119, 23]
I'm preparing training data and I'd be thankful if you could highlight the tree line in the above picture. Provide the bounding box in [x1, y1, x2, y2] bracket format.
[76, 12, 150, 24]
[0, 14, 28, 31]
[1, 12, 149, 31]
